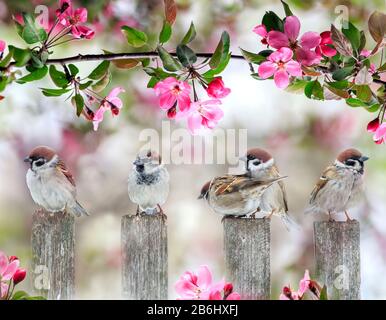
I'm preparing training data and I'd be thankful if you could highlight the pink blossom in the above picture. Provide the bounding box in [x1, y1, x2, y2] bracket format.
[253, 24, 268, 45]
[0, 251, 20, 298]
[267, 16, 321, 66]
[279, 286, 300, 300]
[373, 123, 386, 144]
[179, 99, 224, 134]
[315, 31, 337, 57]
[0, 40, 5, 53]
[93, 87, 125, 131]
[208, 282, 241, 300]
[279, 270, 313, 300]
[154, 77, 191, 112]
[175, 265, 225, 300]
[13, 268, 26, 285]
[57, 0, 94, 39]
[298, 269, 311, 296]
[360, 49, 371, 58]
[206, 77, 231, 99]
[258, 47, 302, 89]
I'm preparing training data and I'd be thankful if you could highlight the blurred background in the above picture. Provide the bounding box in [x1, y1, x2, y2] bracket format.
[0, 0, 386, 299]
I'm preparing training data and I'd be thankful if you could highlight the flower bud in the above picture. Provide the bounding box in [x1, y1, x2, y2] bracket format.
[167, 106, 177, 119]
[367, 118, 380, 133]
[13, 268, 27, 285]
[8, 256, 18, 262]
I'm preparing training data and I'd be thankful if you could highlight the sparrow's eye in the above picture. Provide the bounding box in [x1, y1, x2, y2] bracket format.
[252, 160, 261, 166]
[34, 159, 45, 167]
[247, 154, 255, 160]
[345, 159, 356, 167]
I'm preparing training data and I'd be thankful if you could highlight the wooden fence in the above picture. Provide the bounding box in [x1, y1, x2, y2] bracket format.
[31, 210, 360, 300]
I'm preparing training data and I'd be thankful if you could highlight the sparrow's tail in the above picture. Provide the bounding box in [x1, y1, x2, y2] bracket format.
[280, 213, 301, 232]
[68, 201, 89, 217]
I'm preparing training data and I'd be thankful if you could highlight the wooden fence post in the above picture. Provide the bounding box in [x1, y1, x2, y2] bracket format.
[223, 217, 270, 300]
[314, 221, 360, 300]
[121, 214, 168, 299]
[31, 209, 75, 300]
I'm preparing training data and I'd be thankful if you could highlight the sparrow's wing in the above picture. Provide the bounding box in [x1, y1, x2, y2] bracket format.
[272, 165, 289, 212]
[56, 159, 76, 187]
[309, 166, 337, 204]
[213, 174, 283, 196]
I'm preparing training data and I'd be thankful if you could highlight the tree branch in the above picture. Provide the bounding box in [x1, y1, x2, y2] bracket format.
[45, 52, 246, 65]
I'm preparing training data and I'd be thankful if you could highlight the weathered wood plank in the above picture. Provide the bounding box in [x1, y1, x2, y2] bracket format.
[223, 217, 270, 300]
[314, 221, 360, 300]
[121, 214, 168, 299]
[31, 209, 75, 300]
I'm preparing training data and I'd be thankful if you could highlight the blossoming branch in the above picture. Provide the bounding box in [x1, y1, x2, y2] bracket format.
[0, 0, 385, 142]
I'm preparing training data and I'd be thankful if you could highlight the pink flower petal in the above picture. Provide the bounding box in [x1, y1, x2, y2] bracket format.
[296, 48, 321, 66]
[2, 260, 19, 281]
[277, 47, 294, 62]
[159, 92, 177, 110]
[209, 290, 223, 300]
[374, 123, 386, 140]
[74, 7, 88, 23]
[0, 40, 5, 53]
[177, 93, 191, 112]
[267, 31, 289, 49]
[285, 60, 302, 76]
[258, 61, 277, 79]
[187, 112, 203, 134]
[253, 24, 267, 38]
[107, 87, 125, 99]
[1, 282, 9, 299]
[298, 270, 311, 296]
[320, 31, 333, 45]
[175, 279, 198, 298]
[226, 292, 241, 300]
[274, 69, 290, 89]
[321, 45, 337, 57]
[284, 16, 300, 42]
[300, 31, 321, 49]
[279, 293, 290, 300]
[196, 265, 212, 289]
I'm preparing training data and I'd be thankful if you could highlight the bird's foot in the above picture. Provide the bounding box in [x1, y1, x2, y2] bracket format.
[327, 211, 335, 222]
[157, 204, 167, 223]
[344, 211, 353, 222]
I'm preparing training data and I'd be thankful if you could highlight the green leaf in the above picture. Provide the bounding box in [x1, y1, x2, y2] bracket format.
[209, 31, 230, 69]
[368, 11, 386, 43]
[159, 20, 172, 44]
[0, 46, 15, 68]
[49, 65, 69, 88]
[16, 65, 48, 84]
[30, 51, 45, 69]
[176, 44, 197, 67]
[366, 103, 381, 113]
[358, 31, 366, 54]
[240, 48, 267, 64]
[202, 53, 231, 79]
[346, 97, 367, 107]
[286, 79, 308, 94]
[72, 93, 84, 116]
[331, 24, 353, 57]
[91, 72, 111, 92]
[262, 11, 284, 32]
[21, 13, 47, 44]
[356, 85, 372, 102]
[181, 22, 196, 45]
[379, 62, 386, 72]
[304, 80, 324, 100]
[156, 46, 182, 72]
[326, 80, 350, 90]
[319, 286, 328, 300]
[341, 22, 361, 52]
[121, 26, 148, 47]
[281, 1, 294, 16]
[41, 87, 72, 97]
[68, 64, 79, 76]
[147, 76, 158, 88]
[142, 67, 177, 80]
[78, 80, 93, 90]
[11, 46, 31, 67]
[332, 66, 354, 81]
[11, 291, 29, 300]
[88, 61, 110, 80]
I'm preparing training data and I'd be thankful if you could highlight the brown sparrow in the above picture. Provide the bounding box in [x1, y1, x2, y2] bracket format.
[198, 174, 287, 217]
[128, 150, 169, 218]
[24, 146, 89, 217]
[240, 148, 298, 230]
[305, 148, 369, 221]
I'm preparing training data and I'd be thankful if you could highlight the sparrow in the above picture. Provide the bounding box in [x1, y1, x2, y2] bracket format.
[305, 148, 369, 221]
[240, 148, 298, 230]
[128, 149, 169, 219]
[198, 174, 287, 218]
[24, 146, 89, 217]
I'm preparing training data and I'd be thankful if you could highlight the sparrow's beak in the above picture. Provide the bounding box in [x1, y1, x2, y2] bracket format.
[133, 158, 143, 166]
[239, 156, 247, 162]
[360, 156, 369, 162]
[24, 157, 31, 163]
